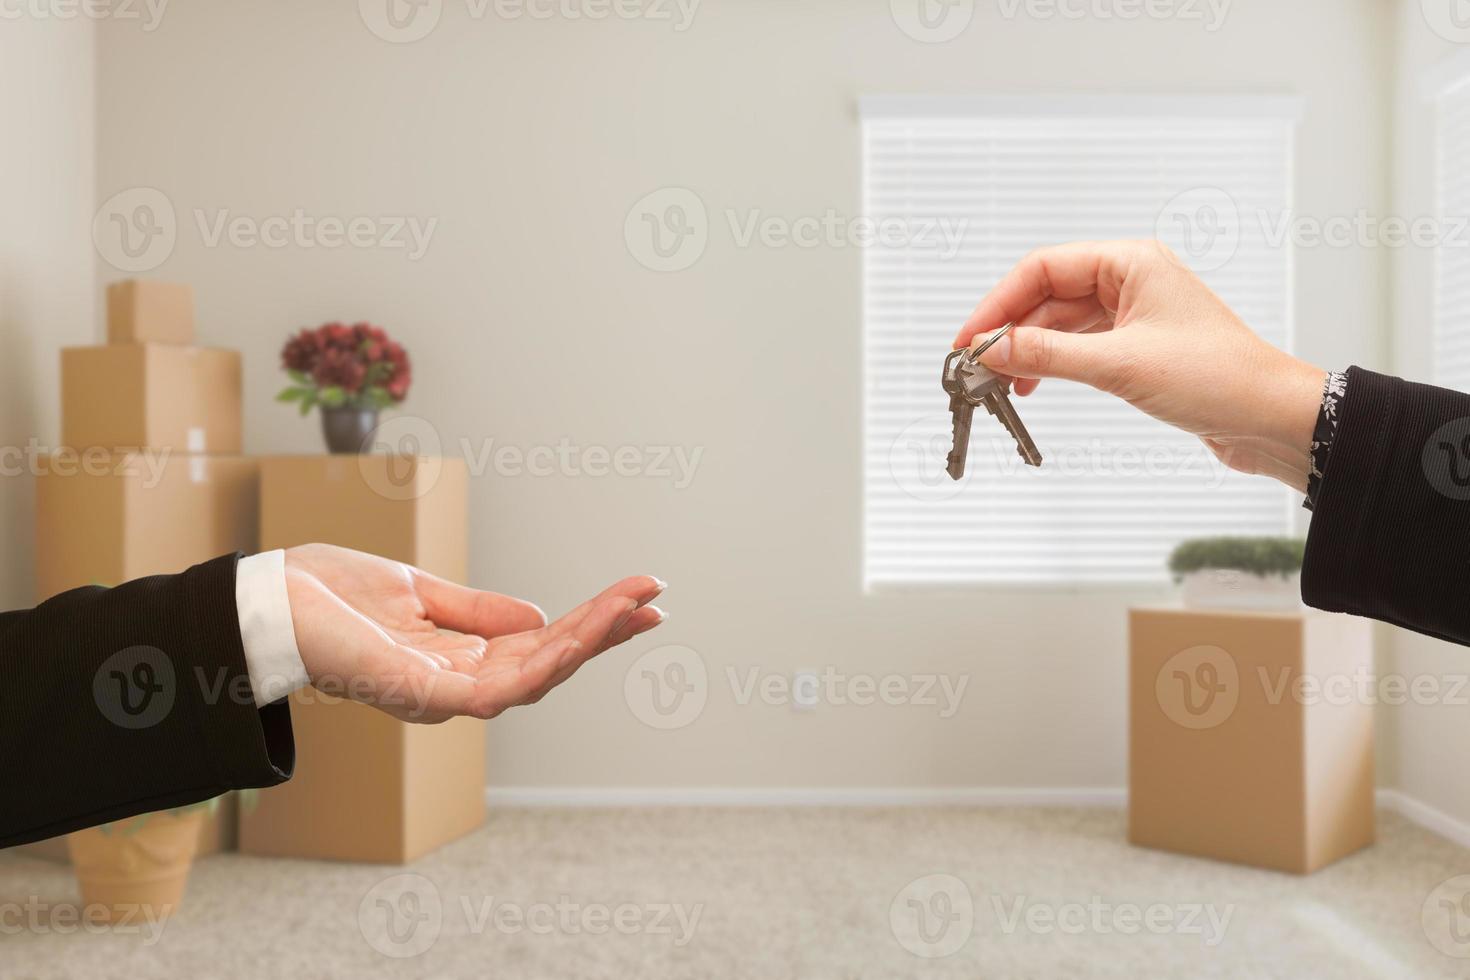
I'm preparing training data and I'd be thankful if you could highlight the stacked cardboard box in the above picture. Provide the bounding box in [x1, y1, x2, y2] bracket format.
[18, 280, 258, 862]
[239, 455, 485, 863]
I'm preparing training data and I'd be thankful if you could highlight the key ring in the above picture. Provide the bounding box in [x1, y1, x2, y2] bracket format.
[966, 322, 1014, 363]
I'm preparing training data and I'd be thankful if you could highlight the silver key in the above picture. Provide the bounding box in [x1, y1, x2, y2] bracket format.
[941, 351, 974, 481]
[940, 328, 1043, 477]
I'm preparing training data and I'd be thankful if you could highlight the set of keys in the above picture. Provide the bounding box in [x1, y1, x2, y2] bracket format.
[941, 323, 1043, 480]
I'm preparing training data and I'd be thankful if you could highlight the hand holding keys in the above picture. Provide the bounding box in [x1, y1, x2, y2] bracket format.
[941, 323, 1043, 480]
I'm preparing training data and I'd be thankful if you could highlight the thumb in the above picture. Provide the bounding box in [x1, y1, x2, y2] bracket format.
[974, 325, 1118, 388]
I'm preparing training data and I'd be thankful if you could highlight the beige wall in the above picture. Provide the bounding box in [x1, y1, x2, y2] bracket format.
[1387, 0, 1470, 824]
[94, 0, 1390, 791]
[0, 17, 95, 609]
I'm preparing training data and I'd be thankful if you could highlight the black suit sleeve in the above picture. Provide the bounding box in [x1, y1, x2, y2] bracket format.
[0, 553, 294, 848]
[1303, 366, 1470, 646]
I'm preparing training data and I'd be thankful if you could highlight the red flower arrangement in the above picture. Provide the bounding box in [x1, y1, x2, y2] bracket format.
[277, 322, 411, 415]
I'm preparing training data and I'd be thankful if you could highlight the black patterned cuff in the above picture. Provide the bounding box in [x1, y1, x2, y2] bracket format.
[1304, 370, 1348, 512]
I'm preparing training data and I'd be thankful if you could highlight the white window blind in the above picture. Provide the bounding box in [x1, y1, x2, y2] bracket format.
[862, 96, 1298, 588]
[1436, 82, 1470, 391]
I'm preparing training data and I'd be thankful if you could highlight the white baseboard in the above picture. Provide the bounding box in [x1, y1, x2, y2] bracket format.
[1377, 788, 1470, 850]
[484, 787, 1470, 849]
[485, 786, 1128, 808]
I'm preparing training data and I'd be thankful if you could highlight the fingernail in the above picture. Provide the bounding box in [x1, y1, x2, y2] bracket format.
[648, 605, 667, 623]
[652, 577, 669, 592]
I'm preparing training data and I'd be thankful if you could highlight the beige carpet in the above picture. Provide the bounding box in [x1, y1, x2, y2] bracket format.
[3, 807, 1470, 978]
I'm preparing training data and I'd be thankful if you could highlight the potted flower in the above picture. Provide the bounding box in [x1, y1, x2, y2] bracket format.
[1168, 536, 1305, 610]
[277, 322, 412, 453]
[67, 792, 255, 922]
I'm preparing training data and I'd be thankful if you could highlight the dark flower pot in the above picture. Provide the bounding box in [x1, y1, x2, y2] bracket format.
[321, 407, 379, 454]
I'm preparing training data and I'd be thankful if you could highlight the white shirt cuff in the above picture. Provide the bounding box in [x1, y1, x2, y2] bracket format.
[235, 549, 310, 707]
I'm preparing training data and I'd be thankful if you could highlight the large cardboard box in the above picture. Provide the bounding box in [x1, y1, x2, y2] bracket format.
[62, 345, 241, 454]
[16, 452, 260, 862]
[240, 455, 482, 863]
[106, 279, 194, 345]
[1129, 607, 1375, 874]
[34, 452, 259, 601]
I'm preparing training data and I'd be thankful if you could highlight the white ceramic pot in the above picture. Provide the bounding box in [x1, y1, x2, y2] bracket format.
[1179, 569, 1301, 610]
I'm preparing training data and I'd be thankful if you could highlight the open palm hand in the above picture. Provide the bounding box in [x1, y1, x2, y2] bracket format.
[282, 543, 666, 723]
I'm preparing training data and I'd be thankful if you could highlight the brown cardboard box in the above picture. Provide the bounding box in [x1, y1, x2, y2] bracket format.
[1129, 607, 1375, 874]
[106, 279, 194, 345]
[16, 452, 260, 862]
[34, 452, 259, 601]
[62, 345, 241, 454]
[240, 455, 483, 863]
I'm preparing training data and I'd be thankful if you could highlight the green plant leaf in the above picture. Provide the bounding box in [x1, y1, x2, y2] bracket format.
[319, 386, 347, 408]
[1167, 536, 1306, 581]
[275, 387, 308, 403]
[288, 369, 311, 385]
